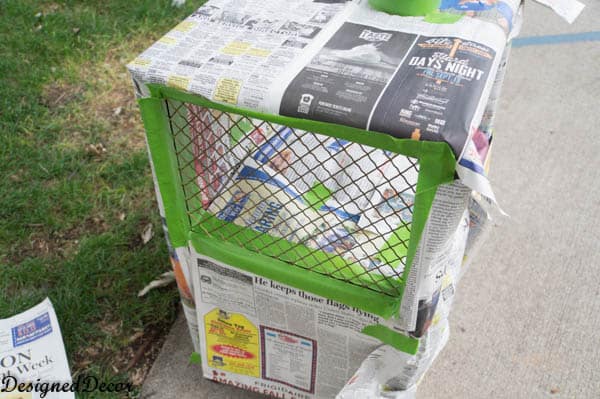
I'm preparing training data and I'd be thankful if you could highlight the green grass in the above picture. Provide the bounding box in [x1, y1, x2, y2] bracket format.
[0, 0, 202, 397]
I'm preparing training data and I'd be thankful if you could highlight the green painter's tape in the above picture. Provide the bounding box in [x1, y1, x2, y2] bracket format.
[361, 324, 419, 355]
[401, 143, 455, 283]
[424, 11, 463, 24]
[368, 0, 440, 16]
[195, 213, 402, 294]
[191, 234, 402, 318]
[138, 98, 190, 247]
[189, 352, 202, 365]
[147, 85, 452, 162]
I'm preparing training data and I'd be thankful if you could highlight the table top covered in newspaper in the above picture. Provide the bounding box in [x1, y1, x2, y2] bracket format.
[128, 0, 525, 200]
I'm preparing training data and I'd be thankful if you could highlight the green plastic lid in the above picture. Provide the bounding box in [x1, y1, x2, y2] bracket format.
[368, 0, 441, 16]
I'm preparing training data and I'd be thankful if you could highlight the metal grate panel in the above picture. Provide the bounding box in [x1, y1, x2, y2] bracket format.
[165, 99, 419, 296]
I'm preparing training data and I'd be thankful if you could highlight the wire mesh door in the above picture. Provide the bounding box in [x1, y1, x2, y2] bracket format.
[165, 99, 419, 297]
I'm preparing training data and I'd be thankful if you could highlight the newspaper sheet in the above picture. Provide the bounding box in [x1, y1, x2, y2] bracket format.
[161, 218, 200, 351]
[128, 0, 525, 200]
[337, 187, 470, 398]
[336, 320, 448, 399]
[533, 0, 585, 23]
[398, 182, 470, 334]
[0, 299, 74, 399]
[191, 253, 396, 399]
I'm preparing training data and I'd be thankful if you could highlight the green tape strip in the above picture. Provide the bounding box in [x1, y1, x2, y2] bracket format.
[189, 352, 202, 365]
[196, 214, 403, 294]
[138, 98, 190, 247]
[368, 0, 440, 17]
[361, 324, 419, 355]
[147, 85, 448, 161]
[424, 11, 463, 24]
[191, 233, 401, 318]
[401, 144, 455, 283]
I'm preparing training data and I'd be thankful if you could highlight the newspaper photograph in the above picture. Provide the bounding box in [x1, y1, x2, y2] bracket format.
[367, 35, 496, 156]
[280, 22, 417, 128]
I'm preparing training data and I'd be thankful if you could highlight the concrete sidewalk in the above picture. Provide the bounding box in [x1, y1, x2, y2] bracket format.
[141, 2, 600, 398]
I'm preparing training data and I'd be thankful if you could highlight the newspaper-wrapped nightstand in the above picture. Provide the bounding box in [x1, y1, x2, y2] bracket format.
[127, 0, 526, 397]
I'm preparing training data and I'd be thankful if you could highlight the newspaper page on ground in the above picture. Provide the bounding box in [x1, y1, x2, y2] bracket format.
[0, 299, 74, 399]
